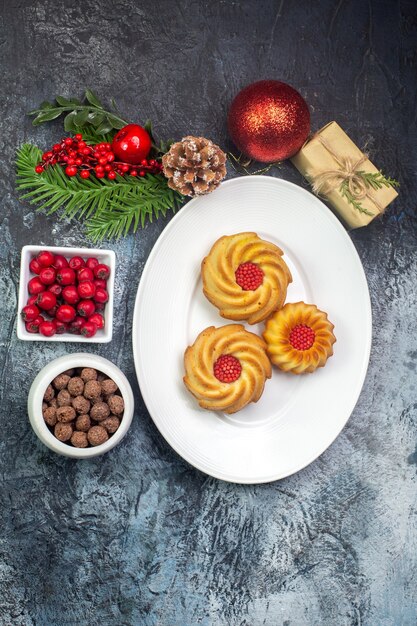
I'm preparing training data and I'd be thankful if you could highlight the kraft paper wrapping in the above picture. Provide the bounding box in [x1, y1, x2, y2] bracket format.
[291, 121, 398, 229]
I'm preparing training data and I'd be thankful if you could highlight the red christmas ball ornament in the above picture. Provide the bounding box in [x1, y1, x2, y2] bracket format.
[111, 124, 152, 165]
[227, 80, 310, 162]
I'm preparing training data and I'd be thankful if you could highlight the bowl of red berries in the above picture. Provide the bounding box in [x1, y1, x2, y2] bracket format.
[17, 245, 115, 342]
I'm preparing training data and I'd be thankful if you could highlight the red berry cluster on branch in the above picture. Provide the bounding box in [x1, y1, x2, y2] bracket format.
[35, 133, 163, 180]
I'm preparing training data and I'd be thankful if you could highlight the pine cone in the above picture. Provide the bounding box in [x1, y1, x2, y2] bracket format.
[162, 136, 227, 197]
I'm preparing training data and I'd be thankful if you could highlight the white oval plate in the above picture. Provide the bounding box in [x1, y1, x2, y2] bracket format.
[133, 176, 371, 483]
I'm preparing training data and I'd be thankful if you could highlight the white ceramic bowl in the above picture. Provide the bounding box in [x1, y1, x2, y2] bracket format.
[28, 353, 134, 458]
[17, 245, 115, 343]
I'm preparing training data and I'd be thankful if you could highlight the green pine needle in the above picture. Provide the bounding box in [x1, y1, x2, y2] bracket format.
[339, 170, 399, 216]
[16, 143, 184, 241]
[72, 125, 114, 145]
[355, 170, 400, 191]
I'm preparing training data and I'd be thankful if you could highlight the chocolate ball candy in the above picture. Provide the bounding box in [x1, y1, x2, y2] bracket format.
[75, 414, 91, 432]
[71, 431, 88, 448]
[72, 395, 91, 415]
[57, 389, 72, 407]
[80, 367, 97, 382]
[90, 401, 110, 422]
[43, 406, 57, 427]
[67, 376, 84, 397]
[101, 379, 118, 396]
[87, 425, 109, 446]
[52, 374, 71, 390]
[56, 405, 76, 423]
[84, 380, 101, 400]
[100, 416, 120, 434]
[44, 384, 55, 402]
[54, 422, 73, 442]
[63, 369, 75, 376]
[107, 395, 124, 415]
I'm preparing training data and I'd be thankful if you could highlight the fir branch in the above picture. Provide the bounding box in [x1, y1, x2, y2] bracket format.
[339, 179, 374, 216]
[16, 143, 183, 241]
[85, 182, 181, 242]
[72, 125, 114, 145]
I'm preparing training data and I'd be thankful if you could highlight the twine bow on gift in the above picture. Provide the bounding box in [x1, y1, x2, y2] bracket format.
[308, 135, 391, 216]
[312, 150, 372, 202]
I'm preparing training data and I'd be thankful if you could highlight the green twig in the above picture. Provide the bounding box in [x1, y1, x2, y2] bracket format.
[29, 89, 128, 135]
[338, 170, 399, 215]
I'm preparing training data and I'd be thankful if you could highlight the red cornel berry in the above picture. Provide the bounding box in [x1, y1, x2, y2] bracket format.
[69, 256, 85, 271]
[93, 264, 110, 280]
[78, 280, 96, 300]
[68, 316, 85, 334]
[78, 267, 94, 282]
[21, 304, 40, 322]
[86, 257, 99, 270]
[235, 262, 264, 291]
[48, 284, 62, 297]
[94, 287, 108, 304]
[28, 276, 46, 296]
[77, 299, 95, 318]
[289, 324, 316, 351]
[29, 258, 42, 274]
[36, 291, 57, 311]
[62, 285, 79, 305]
[54, 320, 67, 334]
[26, 316, 43, 333]
[56, 267, 76, 286]
[213, 355, 242, 383]
[56, 304, 76, 323]
[53, 255, 69, 270]
[39, 267, 56, 285]
[37, 250, 55, 267]
[80, 321, 98, 338]
[88, 312, 104, 329]
[54, 254, 68, 271]
[39, 320, 57, 337]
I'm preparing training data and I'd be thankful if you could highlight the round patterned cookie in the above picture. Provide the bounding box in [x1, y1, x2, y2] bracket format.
[263, 302, 336, 374]
[183, 324, 272, 414]
[201, 232, 292, 325]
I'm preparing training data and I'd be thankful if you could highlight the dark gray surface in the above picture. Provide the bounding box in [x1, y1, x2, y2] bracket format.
[1, 1, 416, 624]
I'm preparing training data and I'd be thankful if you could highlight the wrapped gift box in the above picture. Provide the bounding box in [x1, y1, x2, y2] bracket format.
[291, 121, 398, 229]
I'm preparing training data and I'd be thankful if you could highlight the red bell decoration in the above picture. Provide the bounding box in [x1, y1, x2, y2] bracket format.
[228, 80, 310, 163]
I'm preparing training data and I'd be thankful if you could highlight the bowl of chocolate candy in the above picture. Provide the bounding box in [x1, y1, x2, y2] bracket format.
[28, 353, 134, 458]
